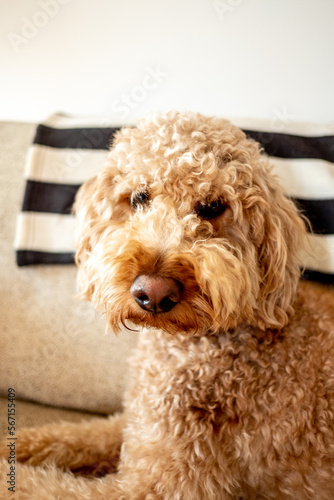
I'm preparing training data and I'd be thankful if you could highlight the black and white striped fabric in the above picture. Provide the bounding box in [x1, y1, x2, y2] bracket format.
[15, 114, 334, 284]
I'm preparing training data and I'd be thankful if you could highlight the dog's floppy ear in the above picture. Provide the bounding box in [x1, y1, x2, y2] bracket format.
[250, 167, 307, 329]
[73, 175, 99, 300]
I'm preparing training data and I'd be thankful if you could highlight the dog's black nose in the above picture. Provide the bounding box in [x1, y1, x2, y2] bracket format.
[130, 275, 182, 314]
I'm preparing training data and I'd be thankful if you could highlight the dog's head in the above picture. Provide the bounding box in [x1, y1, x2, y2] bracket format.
[74, 111, 306, 335]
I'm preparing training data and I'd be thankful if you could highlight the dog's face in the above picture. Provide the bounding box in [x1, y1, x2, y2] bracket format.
[74, 112, 305, 335]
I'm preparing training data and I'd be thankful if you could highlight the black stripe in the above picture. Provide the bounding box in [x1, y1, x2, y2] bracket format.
[244, 130, 334, 163]
[301, 269, 334, 285]
[22, 181, 80, 214]
[33, 125, 334, 162]
[293, 198, 334, 235]
[33, 125, 120, 150]
[16, 250, 75, 266]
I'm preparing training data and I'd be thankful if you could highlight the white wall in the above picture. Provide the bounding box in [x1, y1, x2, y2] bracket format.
[1, 0, 333, 124]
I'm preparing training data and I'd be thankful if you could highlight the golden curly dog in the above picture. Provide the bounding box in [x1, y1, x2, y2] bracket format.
[1, 111, 334, 499]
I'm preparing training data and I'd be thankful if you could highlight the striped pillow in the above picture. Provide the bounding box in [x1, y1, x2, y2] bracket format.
[15, 114, 334, 284]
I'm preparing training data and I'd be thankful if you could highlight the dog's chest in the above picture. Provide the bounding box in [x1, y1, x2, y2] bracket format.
[128, 329, 282, 426]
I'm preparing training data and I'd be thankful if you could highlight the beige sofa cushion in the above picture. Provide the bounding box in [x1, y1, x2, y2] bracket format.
[0, 397, 105, 438]
[0, 121, 136, 414]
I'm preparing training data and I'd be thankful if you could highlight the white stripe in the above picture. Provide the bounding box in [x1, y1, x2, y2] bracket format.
[299, 234, 334, 274]
[232, 116, 334, 137]
[25, 145, 107, 184]
[270, 158, 334, 199]
[42, 113, 123, 130]
[15, 213, 76, 252]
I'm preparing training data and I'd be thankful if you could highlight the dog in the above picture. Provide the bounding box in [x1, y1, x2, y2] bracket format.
[1, 111, 334, 499]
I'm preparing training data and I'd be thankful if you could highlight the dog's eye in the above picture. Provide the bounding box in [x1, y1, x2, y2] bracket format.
[194, 199, 227, 219]
[130, 191, 150, 209]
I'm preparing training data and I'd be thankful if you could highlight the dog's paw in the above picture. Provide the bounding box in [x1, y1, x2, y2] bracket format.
[13, 426, 62, 466]
[12, 423, 88, 468]
[0, 439, 15, 462]
[0, 458, 16, 499]
[0, 441, 8, 459]
[10, 419, 120, 470]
